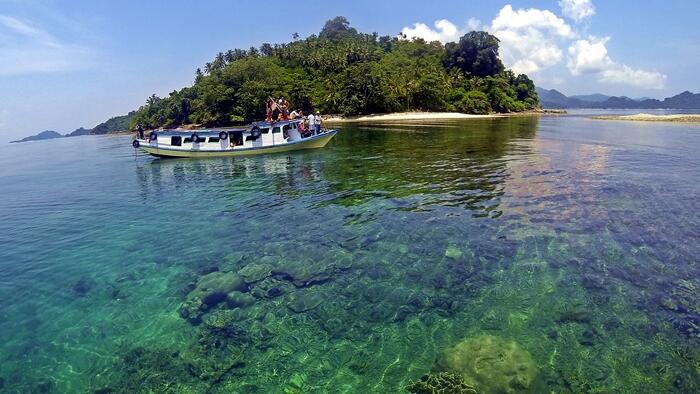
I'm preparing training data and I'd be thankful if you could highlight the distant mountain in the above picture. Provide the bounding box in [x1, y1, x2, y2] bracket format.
[12, 111, 136, 143]
[536, 88, 574, 108]
[10, 130, 63, 143]
[570, 93, 611, 103]
[537, 87, 700, 109]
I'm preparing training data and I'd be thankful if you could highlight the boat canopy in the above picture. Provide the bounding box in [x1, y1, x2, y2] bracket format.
[252, 119, 303, 128]
[153, 119, 303, 136]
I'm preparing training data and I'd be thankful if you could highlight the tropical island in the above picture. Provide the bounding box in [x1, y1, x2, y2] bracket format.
[127, 17, 539, 130]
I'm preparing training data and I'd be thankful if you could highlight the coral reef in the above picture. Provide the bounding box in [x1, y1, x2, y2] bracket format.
[287, 290, 325, 313]
[406, 372, 479, 394]
[179, 271, 249, 322]
[436, 335, 537, 394]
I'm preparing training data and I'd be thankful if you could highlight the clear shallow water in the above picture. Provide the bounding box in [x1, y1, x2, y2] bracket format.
[0, 116, 698, 393]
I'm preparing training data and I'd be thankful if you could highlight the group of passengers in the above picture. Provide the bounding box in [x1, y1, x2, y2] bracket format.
[266, 96, 323, 136]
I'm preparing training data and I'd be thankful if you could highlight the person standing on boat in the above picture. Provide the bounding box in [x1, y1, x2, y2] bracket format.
[265, 98, 274, 123]
[136, 124, 144, 140]
[307, 111, 316, 134]
[278, 96, 289, 120]
[314, 111, 322, 134]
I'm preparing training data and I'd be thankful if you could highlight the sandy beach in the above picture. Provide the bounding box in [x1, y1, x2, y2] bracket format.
[323, 112, 502, 123]
[592, 113, 700, 123]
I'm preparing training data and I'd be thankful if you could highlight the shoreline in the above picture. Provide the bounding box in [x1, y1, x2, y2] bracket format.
[591, 113, 700, 123]
[323, 110, 563, 123]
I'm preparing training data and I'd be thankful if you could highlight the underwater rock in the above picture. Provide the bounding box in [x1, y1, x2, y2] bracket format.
[436, 334, 537, 394]
[367, 302, 394, 322]
[406, 372, 478, 394]
[179, 271, 248, 322]
[364, 284, 390, 303]
[226, 291, 256, 309]
[364, 264, 392, 280]
[321, 317, 346, 339]
[287, 290, 325, 313]
[237, 263, 272, 284]
[200, 309, 250, 350]
[250, 277, 295, 299]
[557, 309, 592, 324]
[272, 262, 333, 288]
[72, 277, 95, 297]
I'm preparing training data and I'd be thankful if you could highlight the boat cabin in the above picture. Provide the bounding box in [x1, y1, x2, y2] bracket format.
[146, 119, 308, 151]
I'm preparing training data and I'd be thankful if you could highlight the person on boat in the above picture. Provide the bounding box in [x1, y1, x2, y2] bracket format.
[306, 112, 315, 134]
[314, 111, 322, 133]
[289, 108, 301, 119]
[297, 116, 306, 135]
[278, 96, 289, 120]
[265, 98, 274, 123]
[136, 124, 144, 140]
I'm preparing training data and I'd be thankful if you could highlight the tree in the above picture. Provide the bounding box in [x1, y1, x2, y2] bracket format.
[319, 16, 358, 42]
[445, 31, 504, 77]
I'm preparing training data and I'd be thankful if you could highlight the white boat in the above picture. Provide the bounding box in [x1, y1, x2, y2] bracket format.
[132, 119, 337, 158]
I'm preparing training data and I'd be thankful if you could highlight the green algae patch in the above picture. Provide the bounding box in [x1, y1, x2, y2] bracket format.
[445, 245, 463, 259]
[407, 371, 478, 394]
[436, 334, 537, 394]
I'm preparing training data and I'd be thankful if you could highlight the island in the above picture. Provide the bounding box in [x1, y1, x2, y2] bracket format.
[127, 17, 539, 131]
[10, 130, 63, 143]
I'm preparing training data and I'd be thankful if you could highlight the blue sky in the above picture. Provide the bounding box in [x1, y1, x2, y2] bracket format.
[1, 0, 698, 141]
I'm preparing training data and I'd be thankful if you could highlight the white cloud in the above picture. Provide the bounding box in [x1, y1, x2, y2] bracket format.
[0, 14, 94, 75]
[399, 3, 667, 89]
[490, 5, 574, 74]
[567, 37, 612, 75]
[491, 5, 574, 38]
[568, 37, 666, 88]
[466, 17, 482, 31]
[559, 0, 596, 22]
[401, 19, 463, 43]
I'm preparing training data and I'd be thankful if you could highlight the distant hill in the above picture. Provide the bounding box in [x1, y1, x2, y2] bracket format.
[66, 127, 91, 137]
[537, 87, 700, 109]
[11, 130, 63, 143]
[570, 93, 611, 103]
[12, 111, 136, 143]
[91, 111, 136, 135]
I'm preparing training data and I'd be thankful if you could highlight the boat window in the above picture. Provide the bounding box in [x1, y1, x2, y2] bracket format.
[260, 128, 270, 134]
[282, 124, 292, 133]
[183, 138, 192, 143]
[171, 136, 182, 146]
[273, 126, 282, 133]
[209, 137, 219, 143]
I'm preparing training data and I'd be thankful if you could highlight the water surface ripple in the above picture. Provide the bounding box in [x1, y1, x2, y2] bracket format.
[0, 115, 698, 393]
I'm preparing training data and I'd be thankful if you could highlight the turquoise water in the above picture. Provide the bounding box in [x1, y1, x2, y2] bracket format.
[0, 115, 698, 393]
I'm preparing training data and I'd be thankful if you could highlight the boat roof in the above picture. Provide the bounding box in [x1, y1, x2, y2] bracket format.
[252, 119, 302, 128]
[155, 119, 302, 135]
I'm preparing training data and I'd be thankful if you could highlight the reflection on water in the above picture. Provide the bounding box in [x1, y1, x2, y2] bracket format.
[0, 116, 698, 393]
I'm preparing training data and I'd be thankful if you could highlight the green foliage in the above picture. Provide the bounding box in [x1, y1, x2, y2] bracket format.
[132, 18, 539, 130]
[91, 111, 136, 134]
[444, 31, 505, 77]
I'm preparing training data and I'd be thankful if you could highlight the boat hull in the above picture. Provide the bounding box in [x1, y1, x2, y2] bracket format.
[137, 130, 337, 158]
